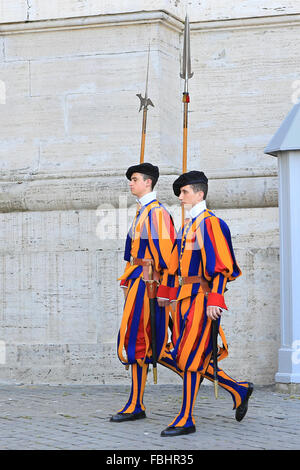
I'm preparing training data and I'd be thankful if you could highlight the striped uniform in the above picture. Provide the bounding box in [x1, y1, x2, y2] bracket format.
[167, 206, 250, 427]
[116, 197, 177, 415]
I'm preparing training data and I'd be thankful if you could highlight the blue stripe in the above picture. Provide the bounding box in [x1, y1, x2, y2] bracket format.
[186, 296, 210, 370]
[171, 300, 192, 362]
[124, 233, 132, 261]
[218, 218, 240, 278]
[121, 364, 144, 414]
[148, 208, 168, 269]
[203, 221, 216, 277]
[217, 274, 225, 294]
[159, 353, 183, 376]
[204, 364, 248, 409]
[172, 371, 197, 427]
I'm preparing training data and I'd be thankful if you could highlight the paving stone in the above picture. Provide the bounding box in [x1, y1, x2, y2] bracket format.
[0, 383, 299, 450]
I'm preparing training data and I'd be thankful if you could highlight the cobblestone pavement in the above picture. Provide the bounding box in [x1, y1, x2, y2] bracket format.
[0, 382, 299, 451]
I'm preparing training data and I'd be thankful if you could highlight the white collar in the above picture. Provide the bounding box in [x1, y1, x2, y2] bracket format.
[188, 200, 207, 219]
[137, 191, 157, 207]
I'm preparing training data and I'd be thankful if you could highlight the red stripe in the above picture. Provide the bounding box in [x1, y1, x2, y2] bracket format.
[163, 209, 175, 243]
[151, 208, 159, 235]
[124, 304, 150, 360]
[191, 299, 205, 352]
[177, 301, 195, 360]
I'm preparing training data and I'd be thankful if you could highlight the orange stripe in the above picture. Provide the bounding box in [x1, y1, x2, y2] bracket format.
[158, 306, 170, 361]
[210, 217, 233, 273]
[131, 201, 158, 258]
[122, 364, 138, 413]
[158, 357, 184, 378]
[172, 301, 181, 343]
[178, 295, 205, 371]
[176, 371, 191, 426]
[140, 364, 148, 410]
[178, 312, 197, 368]
[170, 371, 191, 427]
[206, 218, 227, 273]
[148, 207, 174, 271]
[190, 373, 201, 424]
[117, 279, 139, 363]
[175, 297, 193, 357]
[189, 302, 211, 370]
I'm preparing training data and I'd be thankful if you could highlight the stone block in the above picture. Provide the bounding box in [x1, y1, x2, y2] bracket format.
[4, 23, 154, 61]
[0, 0, 27, 24]
[0, 140, 39, 177]
[30, 52, 150, 97]
[0, 61, 30, 99]
[188, 25, 300, 175]
[0, 96, 65, 140]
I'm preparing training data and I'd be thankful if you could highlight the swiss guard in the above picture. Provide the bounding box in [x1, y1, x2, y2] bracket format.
[109, 162, 178, 422]
[160, 170, 254, 437]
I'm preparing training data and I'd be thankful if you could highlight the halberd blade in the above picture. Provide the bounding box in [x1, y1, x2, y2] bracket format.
[136, 94, 154, 112]
[180, 15, 194, 81]
[136, 42, 154, 111]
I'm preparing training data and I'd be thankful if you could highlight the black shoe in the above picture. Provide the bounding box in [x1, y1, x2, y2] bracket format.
[235, 382, 254, 422]
[161, 425, 196, 437]
[110, 410, 146, 423]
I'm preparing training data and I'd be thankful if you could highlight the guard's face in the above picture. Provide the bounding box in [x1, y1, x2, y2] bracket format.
[129, 172, 151, 198]
[178, 184, 204, 207]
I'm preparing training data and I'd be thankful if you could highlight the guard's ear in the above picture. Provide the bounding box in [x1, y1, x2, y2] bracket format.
[145, 178, 153, 189]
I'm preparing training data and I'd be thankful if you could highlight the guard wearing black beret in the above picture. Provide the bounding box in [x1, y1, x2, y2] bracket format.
[160, 170, 253, 437]
[126, 162, 159, 183]
[172, 170, 208, 196]
[110, 162, 181, 423]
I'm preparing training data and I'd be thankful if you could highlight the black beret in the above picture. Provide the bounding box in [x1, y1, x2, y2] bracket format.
[173, 171, 208, 196]
[126, 162, 159, 182]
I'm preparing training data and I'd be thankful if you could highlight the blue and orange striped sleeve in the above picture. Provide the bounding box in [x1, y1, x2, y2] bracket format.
[203, 215, 241, 309]
[157, 240, 179, 301]
[146, 206, 178, 301]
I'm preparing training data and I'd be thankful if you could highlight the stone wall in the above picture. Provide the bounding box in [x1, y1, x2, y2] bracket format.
[0, 1, 297, 385]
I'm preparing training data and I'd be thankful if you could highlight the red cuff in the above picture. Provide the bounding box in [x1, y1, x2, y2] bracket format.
[207, 292, 227, 310]
[169, 287, 178, 301]
[157, 285, 169, 299]
[120, 279, 129, 287]
[157, 285, 178, 301]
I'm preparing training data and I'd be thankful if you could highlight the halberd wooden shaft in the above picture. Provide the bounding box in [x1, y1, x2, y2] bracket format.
[182, 96, 189, 224]
[180, 15, 193, 226]
[182, 99, 188, 174]
[140, 107, 147, 163]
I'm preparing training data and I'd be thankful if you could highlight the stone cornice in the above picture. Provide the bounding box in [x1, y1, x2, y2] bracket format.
[0, 10, 300, 36]
[0, 10, 182, 35]
[0, 166, 278, 182]
[191, 12, 300, 32]
[0, 173, 278, 213]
